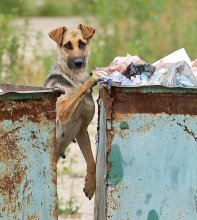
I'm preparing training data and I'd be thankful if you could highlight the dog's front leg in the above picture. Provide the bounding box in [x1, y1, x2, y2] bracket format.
[76, 126, 96, 200]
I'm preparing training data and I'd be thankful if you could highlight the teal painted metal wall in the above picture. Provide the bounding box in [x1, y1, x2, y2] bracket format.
[0, 85, 60, 220]
[95, 86, 197, 220]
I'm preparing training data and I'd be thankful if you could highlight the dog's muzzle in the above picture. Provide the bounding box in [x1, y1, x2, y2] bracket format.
[67, 57, 86, 69]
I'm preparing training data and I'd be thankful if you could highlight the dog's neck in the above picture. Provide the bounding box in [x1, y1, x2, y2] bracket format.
[55, 54, 88, 85]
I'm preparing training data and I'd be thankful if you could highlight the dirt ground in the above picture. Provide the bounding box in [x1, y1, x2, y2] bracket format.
[25, 17, 98, 219]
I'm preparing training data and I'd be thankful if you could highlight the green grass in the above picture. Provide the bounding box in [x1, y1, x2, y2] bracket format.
[58, 197, 80, 218]
[42, 52, 54, 76]
[58, 177, 81, 218]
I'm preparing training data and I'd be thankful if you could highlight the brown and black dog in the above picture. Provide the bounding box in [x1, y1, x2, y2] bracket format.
[44, 24, 106, 199]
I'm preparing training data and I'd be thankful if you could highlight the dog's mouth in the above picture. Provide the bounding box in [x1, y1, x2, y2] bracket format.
[67, 57, 86, 69]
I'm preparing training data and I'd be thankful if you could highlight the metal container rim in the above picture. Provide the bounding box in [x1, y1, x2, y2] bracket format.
[0, 83, 62, 95]
[98, 82, 197, 93]
[98, 82, 197, 89]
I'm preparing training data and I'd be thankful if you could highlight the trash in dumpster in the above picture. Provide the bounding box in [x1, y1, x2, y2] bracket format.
[148, 61, 197, 86]
[192, 59, 197, 78]
[152, 48, 192, 67]
[122, 62, 156, 78]
[93, 54, 145, 74]
[192, 59, 197, 67]
[93, 48, 197, 87]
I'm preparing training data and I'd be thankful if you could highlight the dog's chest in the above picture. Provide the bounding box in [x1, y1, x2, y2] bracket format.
[56, 93, 95, 152]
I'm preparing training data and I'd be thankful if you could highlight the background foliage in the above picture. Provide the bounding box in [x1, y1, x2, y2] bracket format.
[0, 0, 196, 85]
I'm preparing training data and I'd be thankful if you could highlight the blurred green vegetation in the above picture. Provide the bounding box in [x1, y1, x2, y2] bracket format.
[0, 13, 47, 85]
[86, 0, 197, 66]
[0, 0, 196, 85]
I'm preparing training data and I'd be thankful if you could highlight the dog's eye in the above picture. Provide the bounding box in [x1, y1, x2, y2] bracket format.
[79, 40, 86, 49]
[64, 42, 73, 50]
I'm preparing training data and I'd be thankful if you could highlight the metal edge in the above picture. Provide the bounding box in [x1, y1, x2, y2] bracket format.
[0, 84, 63, 95]
[97, 82, 197, 93]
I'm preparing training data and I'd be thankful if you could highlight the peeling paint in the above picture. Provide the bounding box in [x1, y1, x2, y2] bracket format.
[0, 84, 60, 220]
[95, 86, 197, 220]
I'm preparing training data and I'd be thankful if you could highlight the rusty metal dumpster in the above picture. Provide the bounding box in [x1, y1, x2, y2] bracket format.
[0, 84, 61, 220]
[95, 85, 197, 220]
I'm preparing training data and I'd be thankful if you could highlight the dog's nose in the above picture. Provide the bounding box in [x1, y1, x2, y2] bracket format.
[68, 57, 85, 69]
[74, 59, 83, 68]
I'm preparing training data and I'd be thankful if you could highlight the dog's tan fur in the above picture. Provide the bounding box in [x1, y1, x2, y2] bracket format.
[48, 25, 94, 83]
[45, 24, 104, 199]
[56, 77, 96, 125]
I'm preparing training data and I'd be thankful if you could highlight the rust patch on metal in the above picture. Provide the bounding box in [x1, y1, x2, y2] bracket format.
[0, 85, 60, 219]
[113, 129, 129, 140]
[0, 98, 57, 122]
[27, 213, 39, 220]
[99, 88, 114, 120]
[0, 136, 27, 214]
[111, 90, 197, 115]
[53, 203, 58, 220]
[98, 87, 115, 218]
[99, 88, 114, 174]
[107, 185, 122, 211]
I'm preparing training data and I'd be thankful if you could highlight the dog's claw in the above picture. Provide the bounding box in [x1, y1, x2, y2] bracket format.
[83, 175, 96, 200]
[83, 187, 94, 200]
[61, 153, 66, 159]
[72, 139, 76, 143]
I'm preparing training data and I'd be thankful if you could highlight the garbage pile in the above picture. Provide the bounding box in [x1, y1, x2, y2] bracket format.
[93, 48, 197, 87]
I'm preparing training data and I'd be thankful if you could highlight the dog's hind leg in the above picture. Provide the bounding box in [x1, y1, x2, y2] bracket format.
[76, 126, 96, 200]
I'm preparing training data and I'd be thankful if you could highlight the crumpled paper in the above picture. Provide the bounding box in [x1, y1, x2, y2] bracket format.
[148, 61, 197, 86]
[192, 59, 197, 78]
[153, 48, 192, 67]
[93, 54, 145, 74]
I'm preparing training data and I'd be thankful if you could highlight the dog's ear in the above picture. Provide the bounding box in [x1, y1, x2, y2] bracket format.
[78, 24, 95, 40]
[49, 26, 67, 45]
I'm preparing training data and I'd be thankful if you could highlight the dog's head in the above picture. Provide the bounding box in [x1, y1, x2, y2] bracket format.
[49, 24, 95, 70]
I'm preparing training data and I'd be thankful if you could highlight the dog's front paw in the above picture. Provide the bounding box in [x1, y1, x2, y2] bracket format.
[83, 174, 96, 200]
[91, 71, 108, 82]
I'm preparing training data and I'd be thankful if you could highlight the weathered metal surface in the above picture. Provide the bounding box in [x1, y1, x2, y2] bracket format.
[0, 84, 61, 220]
[95, 86, 197, 220]
[94, 98, 107, 220]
